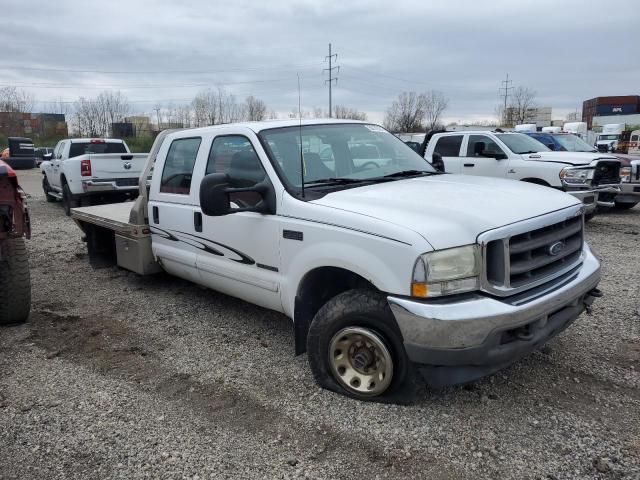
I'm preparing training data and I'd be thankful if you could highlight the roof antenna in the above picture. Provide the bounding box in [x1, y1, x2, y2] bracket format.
[297, 73, 305, 198]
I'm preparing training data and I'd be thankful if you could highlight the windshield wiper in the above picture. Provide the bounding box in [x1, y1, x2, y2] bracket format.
[381, 170, 438, 178]
[303, 177, 365, 186]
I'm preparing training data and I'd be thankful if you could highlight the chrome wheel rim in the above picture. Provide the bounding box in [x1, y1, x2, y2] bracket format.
[328, 327, 393, 396]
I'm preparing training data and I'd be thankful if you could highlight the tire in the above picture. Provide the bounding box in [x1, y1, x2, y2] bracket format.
[613, 201, 638, 210]
[61, 183, 78, 216]
[0, 237, 31, 325]
[307, 289, 417, 403]
[42, 176, 56, 203]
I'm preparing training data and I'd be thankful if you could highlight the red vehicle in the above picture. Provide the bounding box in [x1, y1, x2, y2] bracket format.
[0, 159, 31, 324]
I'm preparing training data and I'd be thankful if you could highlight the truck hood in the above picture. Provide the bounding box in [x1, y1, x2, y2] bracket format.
[524, 151, 618, 165]
[310, 174, 580, 250]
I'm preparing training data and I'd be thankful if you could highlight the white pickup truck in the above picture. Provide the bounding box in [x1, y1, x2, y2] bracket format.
[423, 131, 622, 218]
[41, 138, 147, 215]
[70, 120, 602, 402]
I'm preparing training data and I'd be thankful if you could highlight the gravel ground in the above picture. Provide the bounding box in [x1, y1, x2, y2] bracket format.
[1, 168, 639, 479]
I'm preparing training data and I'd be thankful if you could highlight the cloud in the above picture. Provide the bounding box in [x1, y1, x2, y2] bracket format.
[1, 0, 637, 123]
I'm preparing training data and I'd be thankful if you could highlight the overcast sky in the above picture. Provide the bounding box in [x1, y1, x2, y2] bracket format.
[2, 0, 638, 124]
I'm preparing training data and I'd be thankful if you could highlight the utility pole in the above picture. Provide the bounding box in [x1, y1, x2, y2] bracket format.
[324, 43, 339, 117]
[499, 73, 513, 126]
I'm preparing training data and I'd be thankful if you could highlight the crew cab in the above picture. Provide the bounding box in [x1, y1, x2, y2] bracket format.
[70, 120, 602, 402]
[524, 131, 640, 210]
[41, 138, 147, 215]
[0, 159, 31, 325]
[424, 131, 622, 217]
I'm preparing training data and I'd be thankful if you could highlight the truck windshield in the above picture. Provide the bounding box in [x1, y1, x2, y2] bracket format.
[551, 134, 596, 152]
[495, 133, 551, 154]
[69, 142, 127, 158]
[258, 123, 435, 190]
[598, 135, 618, 140]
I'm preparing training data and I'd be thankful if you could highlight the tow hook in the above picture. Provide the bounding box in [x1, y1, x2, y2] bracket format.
[584, 288, 603, 314]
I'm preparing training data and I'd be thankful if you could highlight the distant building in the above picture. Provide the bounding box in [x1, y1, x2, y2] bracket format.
[582, 95, 640, 129]
[505, 106, 552, 128]
[0, 112, 67, 138]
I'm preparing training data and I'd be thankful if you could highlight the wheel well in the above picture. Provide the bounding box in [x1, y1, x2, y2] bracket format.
[60, 175, 68, 186]
[520, 177, 551, 187]
[294, 267, 376, 355]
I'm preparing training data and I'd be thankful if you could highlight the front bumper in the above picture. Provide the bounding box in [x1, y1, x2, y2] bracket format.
[564, 184, 620, 208]
[387, 246, 601, 386]
[81, 179, 139, 194]
[616, 182, 640, 203]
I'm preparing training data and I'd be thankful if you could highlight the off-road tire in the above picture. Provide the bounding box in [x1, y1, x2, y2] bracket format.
[0, 237, 31, 325]
[62, 183, 78, 216]
[613, 201, 638, 210]
[307, 289, 418, 403]
[42, 176, 56, 203]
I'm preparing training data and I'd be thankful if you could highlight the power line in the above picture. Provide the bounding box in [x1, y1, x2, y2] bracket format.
[323, 43, 339, 117]
[0, 62, 324, 75]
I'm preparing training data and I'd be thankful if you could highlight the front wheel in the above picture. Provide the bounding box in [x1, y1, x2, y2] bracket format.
[42, 176, 56, 203]
[306, 289, 416, 402]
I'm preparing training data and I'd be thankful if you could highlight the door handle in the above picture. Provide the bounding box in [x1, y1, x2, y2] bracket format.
[152, 206, 159, 224]
[463, 163, 475, 167]
[194, 211, 202, 232]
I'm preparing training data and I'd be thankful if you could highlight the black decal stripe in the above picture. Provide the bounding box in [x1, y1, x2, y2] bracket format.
[170, 229, 255, 265]
[257, 263, 279, 272]
[151, 226, 224, 257]
[277, 215, 411, 246]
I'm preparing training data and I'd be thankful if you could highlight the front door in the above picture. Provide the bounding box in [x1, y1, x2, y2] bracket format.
[194, 134, 282, 312]
[458, 134, 510, 178]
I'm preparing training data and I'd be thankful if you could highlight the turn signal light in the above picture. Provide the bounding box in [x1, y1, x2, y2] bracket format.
[411, 283, 428, 297]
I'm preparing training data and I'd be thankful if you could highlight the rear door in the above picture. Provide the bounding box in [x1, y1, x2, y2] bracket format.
[428, 134, 464, 173]
[191, 132, 282, 311]
[458, 134, 510, 178]
[148, 135, 203, 284]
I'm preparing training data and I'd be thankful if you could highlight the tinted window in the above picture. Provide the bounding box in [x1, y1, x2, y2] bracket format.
[433, 135, 463, 157]
[160, 137, 201, 195]
[206, 136, 265, 206]
[466, 135, 506, 157]
[69, 141, 127, 158]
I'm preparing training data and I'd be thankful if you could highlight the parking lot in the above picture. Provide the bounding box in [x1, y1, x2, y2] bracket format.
[0, 168, 638, 479]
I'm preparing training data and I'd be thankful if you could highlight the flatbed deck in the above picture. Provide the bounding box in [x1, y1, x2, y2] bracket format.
[71, 201, 147, 237]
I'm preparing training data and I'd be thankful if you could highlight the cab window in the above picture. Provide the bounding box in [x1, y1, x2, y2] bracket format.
[206, 135, 266, 207]
[433, 135, 463, 157]
[160, 137, 202, 195]
[466, 135, 506, 158]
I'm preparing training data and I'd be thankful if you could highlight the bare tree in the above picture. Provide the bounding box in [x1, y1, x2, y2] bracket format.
[508, 86, 537, 125]
[268, 109, 278, 120]
[566, 110, 581, 122]
[423, 90, 448, 130]
[0, 87, 34, 113]
[99, 91, 130, 134]
[334, 105, 367, 121]
[383, 92, 428, 132]
[244, 96, 267, 121]
[192, 87, 242, 126]
[71, 90, 130, 137]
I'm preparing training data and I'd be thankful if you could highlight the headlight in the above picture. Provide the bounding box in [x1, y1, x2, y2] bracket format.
[620, 166, 631, 182]
[411, 245, 480, 297]
[559, 167, 592, 184]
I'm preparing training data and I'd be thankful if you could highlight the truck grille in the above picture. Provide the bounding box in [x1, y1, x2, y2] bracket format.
[114, 177, 139, 187]
[483, 210, 584, 296]
[592, 160, 620, 185]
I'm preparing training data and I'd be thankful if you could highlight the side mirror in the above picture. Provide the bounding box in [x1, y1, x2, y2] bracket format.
[43, 153, 53, 161]
[199, 173, 275, 217]
[431, 152, 445, 172]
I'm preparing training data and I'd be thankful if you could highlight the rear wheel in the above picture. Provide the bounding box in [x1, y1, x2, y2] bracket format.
[0, 237, 31, 325]
[614, 201, 638, 210]
[307, 289, 417, 402]
[61, 183, 78, 216]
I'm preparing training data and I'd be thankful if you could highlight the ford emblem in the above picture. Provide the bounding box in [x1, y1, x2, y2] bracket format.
[124, 162, 132, 170]
[548, 241, 565, 256]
